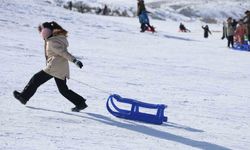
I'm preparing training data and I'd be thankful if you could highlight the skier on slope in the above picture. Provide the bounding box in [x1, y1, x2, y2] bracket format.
[137, 0, 154, 32]
[13, 21, 87, 112]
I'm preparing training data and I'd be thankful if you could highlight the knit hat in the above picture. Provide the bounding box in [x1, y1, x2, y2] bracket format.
[42, 21, 62, 30]
[42, 22, 53, 30]
[41, 21, 61, 30]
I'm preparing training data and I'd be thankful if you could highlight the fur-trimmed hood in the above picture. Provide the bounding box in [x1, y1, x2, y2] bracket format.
[52, 29, 68, 37]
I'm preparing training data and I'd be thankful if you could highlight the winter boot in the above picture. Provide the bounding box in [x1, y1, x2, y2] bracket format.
[13, 90, 28, 105]
[71, 102, 88, 112]
[140, 24, 146, 32]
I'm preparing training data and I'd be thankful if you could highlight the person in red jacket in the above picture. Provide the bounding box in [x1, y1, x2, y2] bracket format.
[235, 20, 247, 44]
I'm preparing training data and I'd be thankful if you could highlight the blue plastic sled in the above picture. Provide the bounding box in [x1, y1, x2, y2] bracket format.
[106, 94, 168, 125]
[233, 42, 250, 51]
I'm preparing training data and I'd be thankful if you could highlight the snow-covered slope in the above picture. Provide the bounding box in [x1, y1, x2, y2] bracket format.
[58, 0, 250, 23]
[0, 0, 250, 150]
[146, 0, 250, 22]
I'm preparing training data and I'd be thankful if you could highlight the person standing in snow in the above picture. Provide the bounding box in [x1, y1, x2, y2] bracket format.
[234, 20, 246, 44]
[226, 17, 235, 48]
[102, 4, 108, 15]
[68, 1, 72, 11]
[202, 25, 212, 38]
[13, 21, 87, 112]
[243, 10, 250, 42]
[221, 21, 227, 40]
[137, 0, 154, 32]
[232, 19, 238, 31]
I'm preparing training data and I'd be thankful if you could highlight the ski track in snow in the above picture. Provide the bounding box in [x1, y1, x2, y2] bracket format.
[0, 0, 250, 150]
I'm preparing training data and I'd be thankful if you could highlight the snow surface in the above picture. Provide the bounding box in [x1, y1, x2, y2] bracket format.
[59, 0, 250, 22]
[0, 0, 250, 150]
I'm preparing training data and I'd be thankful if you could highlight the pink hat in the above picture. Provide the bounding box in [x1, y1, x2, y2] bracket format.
[41, 28, 52, 39]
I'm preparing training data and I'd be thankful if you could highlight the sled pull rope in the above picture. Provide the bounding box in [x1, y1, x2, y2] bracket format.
[71, 78, 112, 95]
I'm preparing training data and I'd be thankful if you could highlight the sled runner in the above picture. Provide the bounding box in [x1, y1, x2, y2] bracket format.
[106, 94, 167, 125]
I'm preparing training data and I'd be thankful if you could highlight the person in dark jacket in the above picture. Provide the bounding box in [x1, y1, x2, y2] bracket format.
[179, 23, 190, 32]
[202, 25, 212, 38]
[102, 4, 108, 15]
[243, 10, 250, 42]
[232, 19, 238, 31]
[13, 21, 87, 112]
[68, 1, 72, 10]
[137, 0, 154, 32]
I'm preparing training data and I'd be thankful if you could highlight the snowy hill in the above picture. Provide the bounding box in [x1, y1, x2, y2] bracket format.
[57, 0, 250, 23]
[146, 0, 250, 23]
[1, 0, 250, 150]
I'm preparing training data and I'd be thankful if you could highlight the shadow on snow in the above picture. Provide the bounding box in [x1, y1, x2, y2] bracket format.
[26, 106, 230, 150]
[162, 34, 197, 42]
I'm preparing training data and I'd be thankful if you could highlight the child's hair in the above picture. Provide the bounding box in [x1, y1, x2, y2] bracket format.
[50, 21, 68, 36]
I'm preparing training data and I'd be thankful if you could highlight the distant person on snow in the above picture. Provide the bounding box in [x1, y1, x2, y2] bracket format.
[68, 1, 72, 11]
[232, 19, 238, 31]
[243, 10, 250, 43]
[102, 4, 108, 15]
[235, 20, 246, 44]
[13, 21, 87, 112]
[179, 23, 190, 32]
[202, 25, 212, 38]
[221, 21, 227, 40]
[137, 0, 154, 32]
[226, 17, 235, 48]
